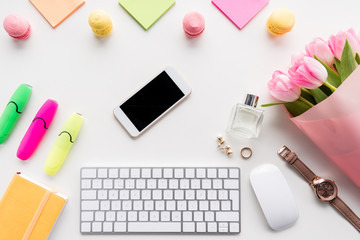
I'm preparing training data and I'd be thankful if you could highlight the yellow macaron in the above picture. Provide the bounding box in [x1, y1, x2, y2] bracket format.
[266, 8, 295, 36]
[88, 10, 113, 37]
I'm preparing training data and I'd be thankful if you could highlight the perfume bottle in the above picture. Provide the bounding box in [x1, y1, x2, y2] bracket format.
[227, 94, 264, 138]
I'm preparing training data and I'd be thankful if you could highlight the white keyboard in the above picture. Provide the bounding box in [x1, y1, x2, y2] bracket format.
[80, 167, 241, 234]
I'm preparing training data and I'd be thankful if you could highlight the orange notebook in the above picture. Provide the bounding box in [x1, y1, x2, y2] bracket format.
[0, 173, 67, 240]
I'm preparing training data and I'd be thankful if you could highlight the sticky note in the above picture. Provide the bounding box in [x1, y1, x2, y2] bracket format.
[30, 0, 85, 28]
[212, 0, 269, 30]
[118, 0, 175, 30]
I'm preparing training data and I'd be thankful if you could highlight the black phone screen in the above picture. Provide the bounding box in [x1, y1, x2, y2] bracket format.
[120, 71, 185, 132]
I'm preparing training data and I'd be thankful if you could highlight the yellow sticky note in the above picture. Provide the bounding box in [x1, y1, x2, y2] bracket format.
[118, 0, 175, 30]
[30, 0, 85, 28]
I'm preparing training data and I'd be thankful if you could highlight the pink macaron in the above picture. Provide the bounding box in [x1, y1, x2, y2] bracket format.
[183, 11, 205, 37]
[3, 14, 31, 40]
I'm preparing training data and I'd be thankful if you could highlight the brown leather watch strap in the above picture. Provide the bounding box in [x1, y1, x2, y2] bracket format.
[330, 197, 360, 232]
[277, 146, 317, 184]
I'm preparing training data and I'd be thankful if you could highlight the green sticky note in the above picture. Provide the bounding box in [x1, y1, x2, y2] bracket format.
[118, 0, 175, 30]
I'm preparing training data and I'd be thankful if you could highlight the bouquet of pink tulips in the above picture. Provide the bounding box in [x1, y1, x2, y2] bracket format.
[264, 29, 360, 187]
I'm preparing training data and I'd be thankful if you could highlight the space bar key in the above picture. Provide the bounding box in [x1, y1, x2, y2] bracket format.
[128, 222, 182, 232]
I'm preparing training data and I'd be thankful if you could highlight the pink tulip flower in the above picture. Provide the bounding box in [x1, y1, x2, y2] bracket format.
[328, 28, 360, 59]
[268, 70, 301, 102]
[289, 57, 328, 89]
[306, 38, 334, 67]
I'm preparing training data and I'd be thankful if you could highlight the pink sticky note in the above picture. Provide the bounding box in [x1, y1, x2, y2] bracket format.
[212, 0, 269, 30]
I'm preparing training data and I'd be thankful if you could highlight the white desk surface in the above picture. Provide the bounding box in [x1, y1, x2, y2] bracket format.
[1, 0, 360, 239]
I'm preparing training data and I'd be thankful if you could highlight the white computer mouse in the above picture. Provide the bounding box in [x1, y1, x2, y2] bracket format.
[250, 164, 299, 231]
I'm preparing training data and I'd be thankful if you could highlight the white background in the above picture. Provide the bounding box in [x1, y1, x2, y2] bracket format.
[0, 0, 360, 239]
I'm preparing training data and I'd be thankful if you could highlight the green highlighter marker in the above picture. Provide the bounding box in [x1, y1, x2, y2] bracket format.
[44, 113, 83, 175]
[0, 84, 32, 144]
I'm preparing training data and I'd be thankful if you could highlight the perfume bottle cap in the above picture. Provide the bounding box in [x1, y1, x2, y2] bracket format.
[244, 94, 259, 107]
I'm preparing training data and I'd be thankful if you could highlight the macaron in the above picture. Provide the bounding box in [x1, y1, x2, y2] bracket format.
[183, 11, 205, 37]
[88, 10, 113, 37]
[3, 14, 31, 40]
[266, 8, 295, 36]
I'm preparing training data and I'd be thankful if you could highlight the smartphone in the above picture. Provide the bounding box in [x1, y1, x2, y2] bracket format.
[113, 67, 192, 137]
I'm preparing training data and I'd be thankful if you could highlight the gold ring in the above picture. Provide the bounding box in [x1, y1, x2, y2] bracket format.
[240, 147, 252, 159]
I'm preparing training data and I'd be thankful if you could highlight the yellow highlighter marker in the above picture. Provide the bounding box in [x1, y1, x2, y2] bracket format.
[44, 113, 83, 175]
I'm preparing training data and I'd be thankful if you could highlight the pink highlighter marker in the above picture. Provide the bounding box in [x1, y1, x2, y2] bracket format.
[17, 99, 58, 160]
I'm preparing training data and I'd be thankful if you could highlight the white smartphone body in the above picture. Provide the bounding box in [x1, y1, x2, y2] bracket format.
[113, 67, 192, 137]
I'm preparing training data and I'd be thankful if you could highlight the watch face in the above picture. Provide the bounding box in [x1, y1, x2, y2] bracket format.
[316, 180, 338, 201]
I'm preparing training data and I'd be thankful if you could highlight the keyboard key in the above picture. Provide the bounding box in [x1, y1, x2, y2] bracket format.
[216, 212, 239, 222]
[207, 169, 217, 178]
[101, 201, 110, 210]
[185, 190, 195, 200]
[106, 211, 116, 221]
[81, 179, 91, 189]
[207, 222, 217, 232]
[152, 168, 162, 178]
[207, 190, 217, 200]
[188, 201, 198, 210]
[218, 190, 228, 200]
[128, 211, 137, 221]
[219, 222, 228, 232]
[213, 180, 222, 189]
[114, 179, 124, 189]
[177, 200, 187, 210]
[155, 200, 165, 210]
[98, 190, 107, 200]
[114, 222, 126, 232]
[103, 222, 113, 232]
[81, 168, 96, 178]
[144, 200, 154, 210]
[166, 201, 176, 210]
[158, 179, 167, 189]
[174, 190, 184, 199]
[125, 179, 135, 189]
[196, 190, 206, 200]
[142, 168, 151, 178]
[131, 168, 140, 178]
[141, 190, 151, 199]
[139, 211, 148, 221]
[185, 168, 195, 178]
[174, 169, 184, 178]
[81, 211, 94, 221]
[163, 168, 173, 178]
[191, 179, 200, 189]
[136, 179, 146, 189]
[183, 222, 195, 232]
[152, 190, 162, 200]
[161, 211, 170, 221]
[82, 190, 96, 200]
[103, 179, 113, 189]
[92, 222, 102, 232]
[81, 222, 91, 232]
[109, 169, 119, 178]
[111, 201, 121, 210]
[230, 190, 240, 210]
[150, 211, 160, 221]
[98, 169, 108, 178]
[205, 211, 214, 221]
[117, 211, 127, 221]
[92, 179, 102, 189]
[169, 179, 178, 189]
[119, 168, 129, 178]
[183, 211, 192, 221]
[179, 179, 190, 189]
[199, 201, 209, 210]
[163, 190, 173, 199]
[194, 211, 203, 221]
[82, 201, 99, 211]
[196, 222, 206, 232]
[229, 168, 239, 178]
[119, 190, 129, 199]
[122, 201, 132, 210]
[210, 201, 220, 210]
[130, 190, 140, 200]
[224, 180, 239, 189]
[221, 201, 231, 210]
[127, 222, 181, 232]
[109, 190, 118, 200]
[95, 211, 105, 221]
[133, 200, 143, 210]
[218, 169, 228, 178]
[202, 179, 212, 189]
[196, 168, 206, 178]
[147, 179, 157, 189]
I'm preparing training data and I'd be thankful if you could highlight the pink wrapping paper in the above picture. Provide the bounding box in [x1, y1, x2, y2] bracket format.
[291, 66, 360, 187]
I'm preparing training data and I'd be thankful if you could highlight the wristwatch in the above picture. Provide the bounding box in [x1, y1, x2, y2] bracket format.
[278, 146, 360, 232]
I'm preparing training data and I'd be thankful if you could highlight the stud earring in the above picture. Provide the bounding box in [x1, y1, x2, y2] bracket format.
[216, 135, 233, 156]
[216, 135, 225, 147]
[221, 145, 233, 156]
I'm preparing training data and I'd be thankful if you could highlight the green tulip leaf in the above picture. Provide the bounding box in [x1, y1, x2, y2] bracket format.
[338, 40, 358, 82]
[334, 57, 341, 74]
[310, 88, 328, 104]
[356, 53, 360, 65]
[300, 89, 316, 105]
[314, 56, 341, 87]
[284, 100, 311, 117]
